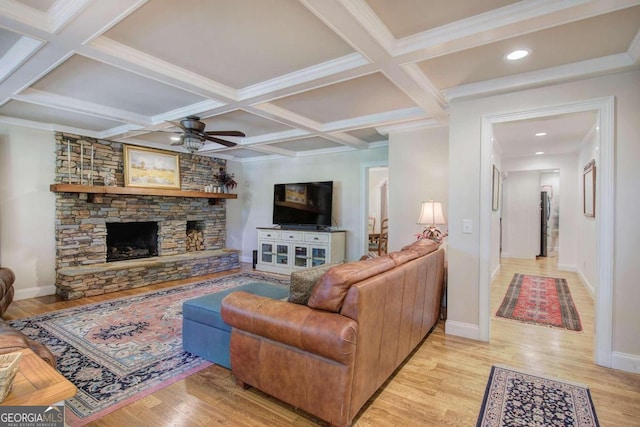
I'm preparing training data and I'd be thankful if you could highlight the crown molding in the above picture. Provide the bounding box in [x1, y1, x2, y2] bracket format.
[238, 53, 369, 100]
[88, 37, 238, 101]
[0, 36, 43, 84]
[444, 53, 635, 101]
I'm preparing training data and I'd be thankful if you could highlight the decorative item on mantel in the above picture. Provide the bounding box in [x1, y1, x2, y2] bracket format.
[213, 168, 237, 193]
[417, 200, 447, 243]
[65, 138, 95, 185]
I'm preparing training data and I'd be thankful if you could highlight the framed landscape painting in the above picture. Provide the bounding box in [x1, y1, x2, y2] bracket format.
[124, 145, 181, 189]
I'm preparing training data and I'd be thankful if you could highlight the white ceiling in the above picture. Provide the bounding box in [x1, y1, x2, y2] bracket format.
[0, 0, 638, 162]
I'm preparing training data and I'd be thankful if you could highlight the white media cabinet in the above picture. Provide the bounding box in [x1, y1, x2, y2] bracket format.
[256, 227, 346, 275]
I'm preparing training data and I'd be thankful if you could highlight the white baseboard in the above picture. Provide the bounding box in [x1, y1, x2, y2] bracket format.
[445, 320, 482, 341]
[576, 267, 595, 298]
[14, 285, 56, 300]
[557, 263, 576, 272]
[611, 351, 640, 374]
[240, 255, 252, 264]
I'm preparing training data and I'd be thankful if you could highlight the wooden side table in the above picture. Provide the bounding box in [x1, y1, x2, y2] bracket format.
[1, 348, 76, 406]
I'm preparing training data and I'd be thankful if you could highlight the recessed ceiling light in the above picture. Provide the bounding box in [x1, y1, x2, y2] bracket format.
[170, 135, 181, 142]
[535, 151, 544, 155]
[535, 132, 547, 137]
[505, 49, 530, 61]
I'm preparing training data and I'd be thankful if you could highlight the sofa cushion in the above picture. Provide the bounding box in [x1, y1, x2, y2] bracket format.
[401, 238, 439, 256]
[308, 256, 396, 312]
[289, 262, 339, 305]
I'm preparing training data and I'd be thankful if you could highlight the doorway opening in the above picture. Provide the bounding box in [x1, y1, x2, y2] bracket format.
[360, 161, 388, 256]
[480, 97, 614, 367]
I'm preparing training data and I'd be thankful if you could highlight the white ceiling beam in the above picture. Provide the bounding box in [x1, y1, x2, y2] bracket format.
[84, 37, 238, 101]
[238, 53, 370, 100]
[0, 36, 43, 84]
[249, 103, 323, 132]
[322, 107, 428, 133]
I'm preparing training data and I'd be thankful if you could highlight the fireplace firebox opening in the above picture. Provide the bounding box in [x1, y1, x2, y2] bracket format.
[106, 222, 158, 262]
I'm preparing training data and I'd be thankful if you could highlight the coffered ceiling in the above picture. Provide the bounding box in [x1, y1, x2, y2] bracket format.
[0, 0, 638, 161]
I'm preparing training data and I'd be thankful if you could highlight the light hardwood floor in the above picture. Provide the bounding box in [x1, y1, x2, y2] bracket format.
[5, 259, 640, 426]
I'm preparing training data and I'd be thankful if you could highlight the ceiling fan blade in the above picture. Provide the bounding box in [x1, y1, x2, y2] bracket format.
[202, 134, 237, 147]
[170, 140, 184, 146]
[166, 120, 189, 132]
[204, 130, 246, 137]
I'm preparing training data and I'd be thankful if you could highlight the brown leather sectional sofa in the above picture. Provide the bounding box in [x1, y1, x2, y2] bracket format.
[221, 238, 445, 427]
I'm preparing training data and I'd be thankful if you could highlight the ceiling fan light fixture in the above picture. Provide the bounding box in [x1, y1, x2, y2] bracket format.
[183, 135, 204, 153]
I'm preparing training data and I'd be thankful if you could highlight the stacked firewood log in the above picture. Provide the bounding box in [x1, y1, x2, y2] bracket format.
[186, 229, 204, 252]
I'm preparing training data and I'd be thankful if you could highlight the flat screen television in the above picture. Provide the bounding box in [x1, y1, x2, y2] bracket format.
[273, 181, 333, 228]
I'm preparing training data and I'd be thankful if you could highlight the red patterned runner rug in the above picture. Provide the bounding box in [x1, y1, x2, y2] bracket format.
[495, 273, 582, 331]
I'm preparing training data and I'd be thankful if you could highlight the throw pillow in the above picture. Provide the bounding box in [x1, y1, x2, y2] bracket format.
[289, 262, 339, 305]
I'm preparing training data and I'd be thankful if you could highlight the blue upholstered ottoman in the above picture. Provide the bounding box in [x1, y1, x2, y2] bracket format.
[182, 282, 289, 368]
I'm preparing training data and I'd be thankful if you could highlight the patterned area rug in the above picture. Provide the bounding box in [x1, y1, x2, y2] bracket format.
[495, 273, 582, 331]
[477, 365, 600, 427]
[9, 272, 289, 426]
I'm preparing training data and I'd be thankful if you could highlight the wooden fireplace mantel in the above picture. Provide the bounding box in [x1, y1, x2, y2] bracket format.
[50, 184, 237, 204]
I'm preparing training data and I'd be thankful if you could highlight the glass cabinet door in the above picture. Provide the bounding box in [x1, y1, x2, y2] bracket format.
[311, 247, 327, 267]
[276, 244, 290, 266]
[294, 245, 309, 268]
[260, 242, 274, 264]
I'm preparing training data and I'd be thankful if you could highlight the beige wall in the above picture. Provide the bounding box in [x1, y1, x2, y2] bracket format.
[447, 69, 640, 370]
[388, 126, 449, 252]
[0, 126, 56, 299]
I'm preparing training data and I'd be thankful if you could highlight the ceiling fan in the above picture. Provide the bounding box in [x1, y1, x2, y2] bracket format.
[166, 116, 245, 152]
[130, 116, 245, 153]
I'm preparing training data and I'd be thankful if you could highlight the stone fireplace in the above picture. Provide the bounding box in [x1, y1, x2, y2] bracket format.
[52, 133, 240, 299]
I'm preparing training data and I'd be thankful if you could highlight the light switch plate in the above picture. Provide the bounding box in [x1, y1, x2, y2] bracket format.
[462, 219, 472, 234]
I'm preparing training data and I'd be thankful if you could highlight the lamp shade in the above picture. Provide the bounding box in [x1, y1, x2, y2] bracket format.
[417, 201, 446, 226]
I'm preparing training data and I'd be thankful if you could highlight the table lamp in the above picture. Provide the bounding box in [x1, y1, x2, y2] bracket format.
[417, 200, 446, 242]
